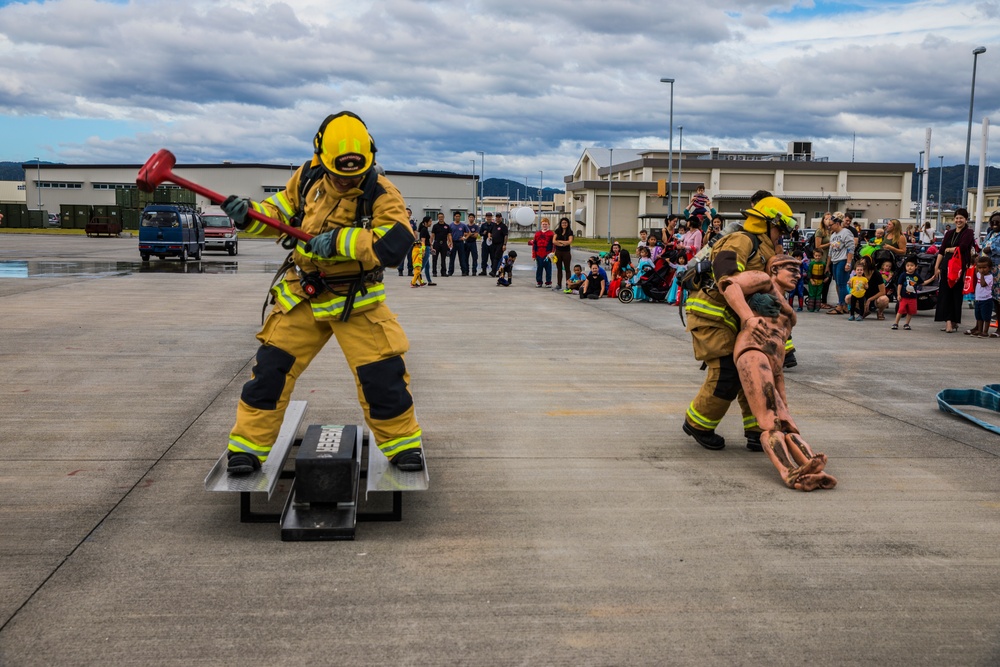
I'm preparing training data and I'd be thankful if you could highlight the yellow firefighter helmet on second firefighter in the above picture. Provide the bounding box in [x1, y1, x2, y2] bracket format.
[742, 195, 796, 235]
[313, 111, 377, 178]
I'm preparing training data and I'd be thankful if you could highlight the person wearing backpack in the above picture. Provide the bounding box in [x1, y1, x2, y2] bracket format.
[682, 192, 797, 452]
[219, 111, 425, 474]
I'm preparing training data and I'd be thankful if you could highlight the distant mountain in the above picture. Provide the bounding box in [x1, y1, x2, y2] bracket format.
[0, 161, 27, 180]
[912, 164, 999, 206]
[482, 177, 563, 202]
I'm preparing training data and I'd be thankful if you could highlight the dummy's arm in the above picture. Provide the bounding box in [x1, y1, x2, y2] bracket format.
[718, 270, 773, 324]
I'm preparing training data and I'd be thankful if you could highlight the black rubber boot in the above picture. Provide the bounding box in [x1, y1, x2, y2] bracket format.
[227, 452, 261, 475]
[683, 422, 725, 450]
[783, 351, 797, 369]
[745, 431, 763, 452]
[391, 449, 424, 472]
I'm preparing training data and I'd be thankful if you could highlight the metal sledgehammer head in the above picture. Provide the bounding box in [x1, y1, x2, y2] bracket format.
[136, 149, 177, 192]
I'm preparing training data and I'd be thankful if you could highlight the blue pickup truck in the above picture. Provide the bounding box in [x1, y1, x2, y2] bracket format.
[138, 205, 205, 262]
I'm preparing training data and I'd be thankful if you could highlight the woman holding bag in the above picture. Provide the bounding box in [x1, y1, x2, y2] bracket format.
[931, 208, 976, 333]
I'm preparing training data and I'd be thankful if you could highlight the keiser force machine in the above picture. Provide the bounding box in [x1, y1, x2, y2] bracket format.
[204, 403, 429, 541]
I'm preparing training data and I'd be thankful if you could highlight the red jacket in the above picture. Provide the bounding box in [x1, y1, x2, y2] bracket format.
[531, 229, 554, 259]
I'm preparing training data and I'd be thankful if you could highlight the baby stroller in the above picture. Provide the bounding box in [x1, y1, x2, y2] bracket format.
[912, 252, 939, 311]
[618, 256, 673, 303]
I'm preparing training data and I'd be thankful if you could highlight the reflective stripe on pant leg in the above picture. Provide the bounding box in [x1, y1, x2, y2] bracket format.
[686, 356, 737, 431]
[228, 303, 330, 461]
[333, 302, 421, 456]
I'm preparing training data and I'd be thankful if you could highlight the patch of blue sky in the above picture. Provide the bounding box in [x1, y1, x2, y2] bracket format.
[768, 0, 906, 20]
[0, 116, 145, 160]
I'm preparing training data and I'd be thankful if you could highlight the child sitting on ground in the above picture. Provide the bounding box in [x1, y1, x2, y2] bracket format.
[847, 264, 869, 321]
[892, 255, 922, 330]
[806, 248, 826, 312]
[566, 264, 587, 294]
[496, 250, 517, 286]
[580, 262, 606, 299]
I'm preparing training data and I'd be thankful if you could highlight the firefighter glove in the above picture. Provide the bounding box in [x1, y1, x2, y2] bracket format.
[304, 228, 340, 258]
[221, 195, 250, 229]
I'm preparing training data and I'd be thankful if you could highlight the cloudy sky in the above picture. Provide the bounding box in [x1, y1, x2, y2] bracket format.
[0, 0, 997, 188]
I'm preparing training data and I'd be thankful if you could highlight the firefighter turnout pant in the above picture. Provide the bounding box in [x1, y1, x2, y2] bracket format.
[685, 355, 759, 435]
[227, 300, 422, 464]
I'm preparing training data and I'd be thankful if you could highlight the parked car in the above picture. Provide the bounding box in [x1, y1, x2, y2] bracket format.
[138, 205, 205, 262]
[201, 207, 239, 256]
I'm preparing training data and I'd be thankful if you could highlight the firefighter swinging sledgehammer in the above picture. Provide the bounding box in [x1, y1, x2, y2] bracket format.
[221, 111, 424, 475]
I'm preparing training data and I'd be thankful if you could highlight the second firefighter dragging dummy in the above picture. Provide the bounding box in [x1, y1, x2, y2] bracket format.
[220, 110, 424, 475]
[722, 254, 837, 491]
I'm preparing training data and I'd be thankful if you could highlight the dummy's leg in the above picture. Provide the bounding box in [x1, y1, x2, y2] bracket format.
[736, 352, 834, 491]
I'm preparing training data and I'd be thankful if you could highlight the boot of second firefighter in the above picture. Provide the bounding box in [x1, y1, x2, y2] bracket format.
[227, 300, 422, 465]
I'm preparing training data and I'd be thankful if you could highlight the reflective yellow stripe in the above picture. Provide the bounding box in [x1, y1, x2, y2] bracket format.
[337, 228, 359, 258]
[379, 430, 422, 457]
[784, 338, 795, 351]
[372, 224, 393, 239]
[295, 240, 353, 263]
[743, 415, 759, 429]
[685, 298, 738, 331]
[736, 261, 745, 272]
[310, 285, 386, 319]
[271, 280, 304, 311]
[228, 435, 270, 461]
[244, 219, 269, 236]
[686, 404, 721, 429]
[264, 191, 295, 220]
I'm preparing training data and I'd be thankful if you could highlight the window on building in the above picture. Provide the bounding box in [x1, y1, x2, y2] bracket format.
[92, 183, 136, 190]
[263, 186, 284, 194]
[36, 181, 82, 189]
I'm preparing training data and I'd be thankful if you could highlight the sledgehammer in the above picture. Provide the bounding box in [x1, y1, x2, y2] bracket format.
[136, 149, 312, 242]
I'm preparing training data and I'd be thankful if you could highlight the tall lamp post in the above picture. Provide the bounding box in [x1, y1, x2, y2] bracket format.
[607, 147, 613, 241]
[35, 157, 42, 210]
[477, 151, 485, 214]
[962, 46, 987, 210]
[917, 151, 925, 227]
[677, 126, 684, 210]
[538, 170, 543, 223]
[470, 160, 477, 217]
[660, 77, 675, 216]
[937, 155, 944, 230]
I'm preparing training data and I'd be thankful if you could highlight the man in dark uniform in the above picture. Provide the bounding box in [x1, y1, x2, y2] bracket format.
[478, 212, 494, 275]
[682, 193, 797, 452]
[430, 212, 451, 277]
[489, 213, 509, 276]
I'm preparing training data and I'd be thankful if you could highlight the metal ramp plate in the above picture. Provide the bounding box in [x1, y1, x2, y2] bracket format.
[366, 437, 429, 495]
[204, 400, 308, 499]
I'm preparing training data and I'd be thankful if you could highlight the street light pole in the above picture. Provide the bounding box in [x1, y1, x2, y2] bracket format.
[470, 159, 477, 218]
[962, 46, 987, 210]
[607, 147, 613, 242]
[677, 126, 683, 212]
[937, 155, 944, 230]
[917, 151, 925, 227]
[35, 157, 42, 210]
[477, 151, 485, 214]
[660, 77, 675, 216]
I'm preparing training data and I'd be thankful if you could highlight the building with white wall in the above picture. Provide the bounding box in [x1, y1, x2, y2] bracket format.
[20, 162, 478, 222]
[564, 144, 914, 238]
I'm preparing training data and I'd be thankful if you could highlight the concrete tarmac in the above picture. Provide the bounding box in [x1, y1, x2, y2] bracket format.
[1, 234, 999, 666]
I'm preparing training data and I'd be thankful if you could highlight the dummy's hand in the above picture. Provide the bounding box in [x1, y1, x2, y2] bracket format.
[747, 292, 781, 317]
[221, 195, 250, 229]
[304, 228, 339, 258]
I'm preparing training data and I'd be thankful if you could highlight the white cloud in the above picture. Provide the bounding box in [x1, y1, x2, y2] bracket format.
[0, 0, 996, 184]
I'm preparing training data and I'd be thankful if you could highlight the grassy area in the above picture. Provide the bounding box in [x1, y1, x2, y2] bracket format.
[0, 228, 89, 235]
[570, 237, 640, 253]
